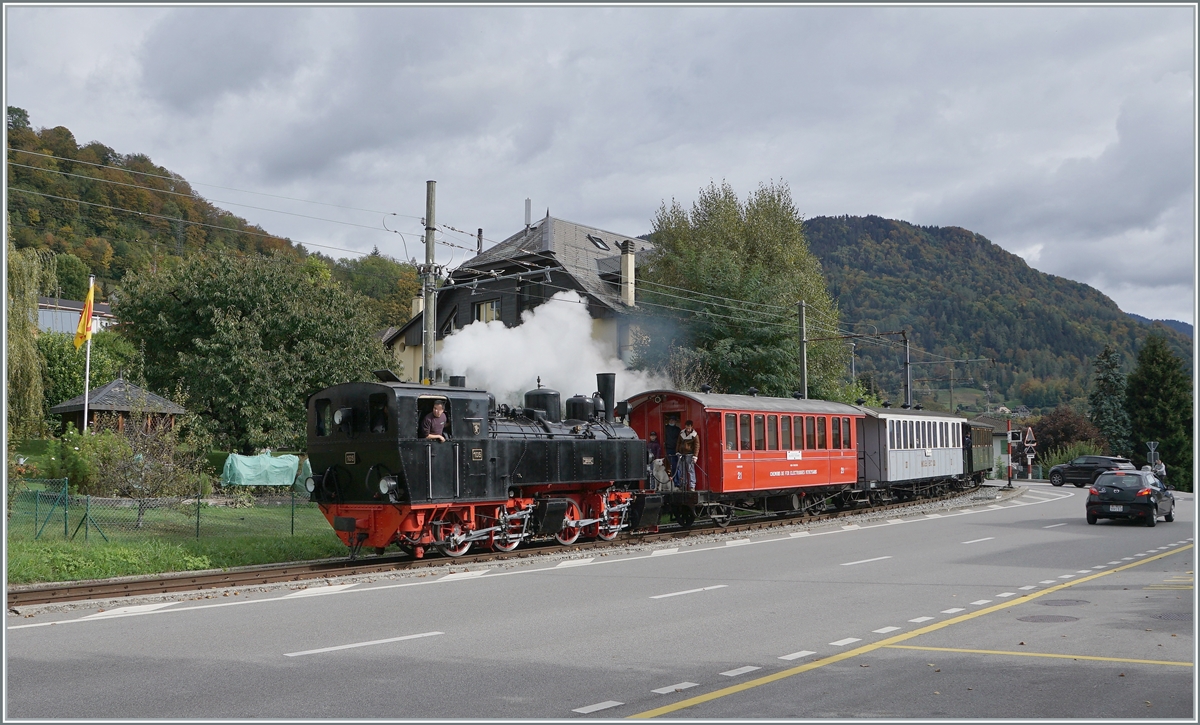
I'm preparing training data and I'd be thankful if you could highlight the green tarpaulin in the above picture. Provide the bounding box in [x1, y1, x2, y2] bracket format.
[221, 453, 305, 487]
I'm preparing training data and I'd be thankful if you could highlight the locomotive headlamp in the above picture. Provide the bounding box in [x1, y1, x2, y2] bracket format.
[304, 476, 316, 493]
[379, 475, 397, 495]
[333, 407, 353, 428]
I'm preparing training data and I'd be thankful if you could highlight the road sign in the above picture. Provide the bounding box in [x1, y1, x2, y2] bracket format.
[1147, 441, 1159, 452]
[1023, 426, 1037, 446]
[1024, 445, 1036, 457]
[1007, 431, 1023, 443]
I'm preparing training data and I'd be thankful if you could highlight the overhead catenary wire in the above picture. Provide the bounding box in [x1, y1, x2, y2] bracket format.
[8, 163, 425, 234]
[8, 147, 421, 219]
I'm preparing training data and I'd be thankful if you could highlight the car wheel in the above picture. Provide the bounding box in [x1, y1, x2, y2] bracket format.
[1165, 511, 1174, 523]
[1073, 482, 1086, 488]
[1050, 472, 1064, 487]
[1086, 511, 1097, 525]
[1146, 513, 1157, 527]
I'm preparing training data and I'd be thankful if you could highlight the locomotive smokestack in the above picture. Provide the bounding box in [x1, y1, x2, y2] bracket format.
[597, 373, 616, 424]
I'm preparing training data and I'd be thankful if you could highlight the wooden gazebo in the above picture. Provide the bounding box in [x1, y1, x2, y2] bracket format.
[50, 378, 186, 434]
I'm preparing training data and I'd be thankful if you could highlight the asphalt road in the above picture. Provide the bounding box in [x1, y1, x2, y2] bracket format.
[6, 483, 1194, 719]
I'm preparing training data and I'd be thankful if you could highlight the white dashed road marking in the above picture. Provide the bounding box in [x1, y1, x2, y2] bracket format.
[1058, 575, 1075, 579]
[779, 650, 817, 661]
[789, 531, 810, 538]
[971, 600, 992, 606]
[962, 537, 994, 544]
[996, 592, 1016, 598]
[925, 514, 943, 519]
[556, 559, 594, 568]
[81, 603, 178, 619]
[650, 585, 727, 599]
[721, 666, 762, 677]
[725, 539, 751, 547]
[873, 626, 901, 634]
[652, 682, 699, 695]
[829, 638, 862, 646]
[573, 701, 623, 714]
[1043, 523, 1067, 528]
[909, 616, 934, 623]
[283, 583, 359, 598]
[440, 570, 489, 581]
[651, 548, 678, 556]
[841, 525, 860, 530]
[1039, 580, 1057, 584]
[941, 608, 965, 614]
[1019, 586, 1037, 590]
[840, 556, 892, 566]
[284, 631, 442, 657]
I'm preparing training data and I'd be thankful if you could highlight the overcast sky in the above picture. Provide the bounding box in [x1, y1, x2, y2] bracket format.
[5, 4, 1196, 324]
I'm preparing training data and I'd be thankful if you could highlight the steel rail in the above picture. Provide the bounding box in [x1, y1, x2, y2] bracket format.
[7, 485, 998, 608]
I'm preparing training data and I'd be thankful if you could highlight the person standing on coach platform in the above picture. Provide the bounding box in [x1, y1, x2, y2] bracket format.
[663, 415, 682, 474]
[676, 419, 699, 491]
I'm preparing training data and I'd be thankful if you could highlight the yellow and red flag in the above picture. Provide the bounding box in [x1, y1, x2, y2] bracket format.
[73, 281, 95, 350]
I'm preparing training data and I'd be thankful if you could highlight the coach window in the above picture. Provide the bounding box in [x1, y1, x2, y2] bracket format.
[753, 415, 766, 450]
[805, 416, 816, 449]
[794, 416, 804, 449]
[887, 420, 894, 449]
[816, 417, 827, 449]
[315, 399, 331, 436]
[767, 415, 778, 450]
[368, 393, 389, 433]
[904, 421, 912, 449]
[843, 417, 852, 449]
[740, 414, 752, 450]
[781, 416, 792, 450]
[831, 417, 841, 449]
[725, 413, 738, 451]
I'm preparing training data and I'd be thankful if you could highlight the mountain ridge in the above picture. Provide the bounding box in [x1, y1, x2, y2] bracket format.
[803, 214, 1192, 412]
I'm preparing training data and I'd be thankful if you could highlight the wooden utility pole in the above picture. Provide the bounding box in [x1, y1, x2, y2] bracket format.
[421, 180, 437, 384]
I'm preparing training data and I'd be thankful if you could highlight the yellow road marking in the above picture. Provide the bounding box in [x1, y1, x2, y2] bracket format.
[629, 543, 1194, 719]
[885, 644, 1193, 667]
[1144, 585, 1193, 590]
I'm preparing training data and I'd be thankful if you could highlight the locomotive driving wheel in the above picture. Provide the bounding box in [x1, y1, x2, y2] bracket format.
[491, 506, 524, 552]
[555, 501, 583, 545]
[595, 498, 624, 541]
[433, 514, 472, 557]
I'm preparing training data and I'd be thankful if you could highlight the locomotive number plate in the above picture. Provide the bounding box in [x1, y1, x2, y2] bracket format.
[472, 448, 483, 461]
[582, 456, 594, 466]
[345, 452, 357, 465]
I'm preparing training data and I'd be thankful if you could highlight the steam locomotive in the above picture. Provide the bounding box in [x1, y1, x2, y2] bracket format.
[305, 372, 992, 558]
[304, 372, 661, 558]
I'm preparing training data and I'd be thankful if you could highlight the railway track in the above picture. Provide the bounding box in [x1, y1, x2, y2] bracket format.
[7, 485, 1010, 608]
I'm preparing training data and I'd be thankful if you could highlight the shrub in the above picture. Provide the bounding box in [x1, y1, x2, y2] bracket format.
[1041, 440, 1104, 469]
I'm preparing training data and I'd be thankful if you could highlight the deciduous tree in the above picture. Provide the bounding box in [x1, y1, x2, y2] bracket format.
[113, 253, 387, 453]
[636, 181, 845, 399]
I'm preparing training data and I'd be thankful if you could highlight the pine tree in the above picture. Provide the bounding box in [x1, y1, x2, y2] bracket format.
[1125, 334, 1193, 491]
[1087, 345, 1131, 456]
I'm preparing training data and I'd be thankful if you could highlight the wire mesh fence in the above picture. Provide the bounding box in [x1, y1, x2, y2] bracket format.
[7, 479, 330, 543]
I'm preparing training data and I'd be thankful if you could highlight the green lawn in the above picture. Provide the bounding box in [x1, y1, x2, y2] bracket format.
[6, 490, 351, 584]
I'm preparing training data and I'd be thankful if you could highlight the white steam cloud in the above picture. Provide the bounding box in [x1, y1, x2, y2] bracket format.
[437, 291, 671, 408]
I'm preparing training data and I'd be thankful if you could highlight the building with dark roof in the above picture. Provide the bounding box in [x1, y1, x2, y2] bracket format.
[49, 377, 186, 434]
[37, 296, 117, 335]
[384, 210, 653, 382]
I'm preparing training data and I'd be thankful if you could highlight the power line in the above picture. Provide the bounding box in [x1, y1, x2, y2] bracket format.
[8, 147, 422, 219]
[9, 187, 396, 260]
[8, 162, 423, 234]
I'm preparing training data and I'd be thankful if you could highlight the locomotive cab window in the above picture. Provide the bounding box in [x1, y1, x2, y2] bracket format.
[725, 414, 737, 451]
[315, 399, 332, 436]
[416, 396, 451, 439]
[369, 393, 389, 433]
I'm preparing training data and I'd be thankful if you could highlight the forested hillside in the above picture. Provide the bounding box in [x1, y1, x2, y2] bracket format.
[5, 108, 418, 328]
[804, 215, 1192, 412]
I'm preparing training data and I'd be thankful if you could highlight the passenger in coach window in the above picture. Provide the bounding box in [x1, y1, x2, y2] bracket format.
[677, 419, 699, 491]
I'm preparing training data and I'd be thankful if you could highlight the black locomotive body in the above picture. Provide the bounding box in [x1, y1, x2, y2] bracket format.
[305, 372, 659, 557]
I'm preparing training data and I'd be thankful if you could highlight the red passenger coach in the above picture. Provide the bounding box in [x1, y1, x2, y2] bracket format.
[627, 390, 865, 525]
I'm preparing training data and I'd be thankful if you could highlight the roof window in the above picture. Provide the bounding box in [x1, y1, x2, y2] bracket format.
[586, 234, 610, 251]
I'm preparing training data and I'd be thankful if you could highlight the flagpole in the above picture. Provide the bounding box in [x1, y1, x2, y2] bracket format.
[82, 275, 94, 434]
